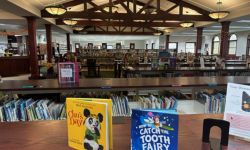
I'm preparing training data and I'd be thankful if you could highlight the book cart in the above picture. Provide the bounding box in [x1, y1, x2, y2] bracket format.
[1, 76, 250, 149]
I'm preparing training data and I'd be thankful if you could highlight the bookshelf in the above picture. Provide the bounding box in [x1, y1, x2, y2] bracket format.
[0, 76, 249, 120]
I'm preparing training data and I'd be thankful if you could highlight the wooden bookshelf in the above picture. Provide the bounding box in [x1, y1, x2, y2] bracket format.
[0, 114, 249, 150]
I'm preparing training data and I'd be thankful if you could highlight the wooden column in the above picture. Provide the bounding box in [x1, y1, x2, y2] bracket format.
[27, 17, 39, 79]
[220, 21, 231, 58]
[196, 27, 203, 57]
[45, 24, 52, 63]
[66, 33, 70, 52]
[165, 35, 170, 50]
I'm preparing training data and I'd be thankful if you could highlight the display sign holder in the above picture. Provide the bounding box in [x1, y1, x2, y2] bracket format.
[58, 62, 79, 84]
[224, 83, 250, 141]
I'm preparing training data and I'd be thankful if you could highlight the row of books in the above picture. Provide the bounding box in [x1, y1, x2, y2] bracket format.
[138, 95, 178, 110]
[0, 99, 66, 122]
[111, 95, 130, 116]
[196, 92, 226, 114]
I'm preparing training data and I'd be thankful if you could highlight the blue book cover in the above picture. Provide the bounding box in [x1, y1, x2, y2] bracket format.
[131, 109, 178, 150]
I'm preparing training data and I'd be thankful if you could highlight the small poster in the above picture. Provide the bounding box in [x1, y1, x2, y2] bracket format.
[130, 43, 135, 49]
[116, 43, 121, 49]
[131, 109, 178, 150]
[102, 43, 107, 49]
[58, 62, 79, 83]
[224, 83, 250, 139]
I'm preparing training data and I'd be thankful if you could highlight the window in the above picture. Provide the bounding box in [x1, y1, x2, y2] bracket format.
[247, 35, 250, 56]
[212, 36, 220, 55]
[229, 34, 237, 55]
[168, 42, 178, 50]
[185, 42, 196, 53]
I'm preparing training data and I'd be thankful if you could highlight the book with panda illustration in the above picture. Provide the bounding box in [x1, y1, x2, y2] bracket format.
[131, 109, 179, 150]
[66, 98, 112, 150]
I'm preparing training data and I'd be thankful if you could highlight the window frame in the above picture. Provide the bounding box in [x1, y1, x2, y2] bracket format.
[185, 42, 196, 53]
[211, 35, 220, 55]
[168, 42, 178, 51]
[228, 34, 237, 55]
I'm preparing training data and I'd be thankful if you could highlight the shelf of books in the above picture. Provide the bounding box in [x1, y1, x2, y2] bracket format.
[0, 76, 249, 122]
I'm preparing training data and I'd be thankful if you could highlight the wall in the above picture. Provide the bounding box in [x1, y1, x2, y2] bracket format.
[36, 31, 67, 45]
[71, 35, 160, 51]
[145, 37, 160, 49]
[235, 31, 249, 56]
[169, 35, 198, 53]
[0, 35, 8, 51]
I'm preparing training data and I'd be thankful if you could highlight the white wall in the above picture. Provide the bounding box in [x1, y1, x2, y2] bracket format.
[0, 35, 7, 44]
[235, 31, 250, 56]
[202, 35, 214, 55]
[71, 35, 160, 50]
[169, 35, 197, 53]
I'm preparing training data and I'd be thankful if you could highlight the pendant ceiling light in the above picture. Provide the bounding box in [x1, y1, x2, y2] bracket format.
[73, 26, 84, 31]
[63, 19, 78, 26]
[154, 32, 162, 36]
[209, 0, 229, 19]
[45, 0, 67, 15]
[180, 22, 194, 28]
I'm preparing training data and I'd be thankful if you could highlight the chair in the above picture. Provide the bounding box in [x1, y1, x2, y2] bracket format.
[202, 118, 230, 146]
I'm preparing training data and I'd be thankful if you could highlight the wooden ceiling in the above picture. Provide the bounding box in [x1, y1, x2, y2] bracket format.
[41, 0, 217, 35]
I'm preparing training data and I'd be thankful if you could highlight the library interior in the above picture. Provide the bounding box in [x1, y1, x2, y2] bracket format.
[1, 0, 250, 150]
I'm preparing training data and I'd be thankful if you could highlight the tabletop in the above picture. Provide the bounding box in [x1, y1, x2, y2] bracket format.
[0, 114, 249, 150]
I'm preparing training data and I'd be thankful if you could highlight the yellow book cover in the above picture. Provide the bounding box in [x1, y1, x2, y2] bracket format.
[66, 98, 109, 150]
[69, 98, 113, 149]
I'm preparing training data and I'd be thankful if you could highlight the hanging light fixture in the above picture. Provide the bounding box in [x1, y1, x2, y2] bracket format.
[209, 0, 229, 19]
[103, 0, 118, 13]
[153, 31, 162, 36]
[63, 19, 78, 26]
[153, 27, 162, 35]
[45, 0, 67, 15]
[180, 22, 194, 28]
[73, 26, 84, 31]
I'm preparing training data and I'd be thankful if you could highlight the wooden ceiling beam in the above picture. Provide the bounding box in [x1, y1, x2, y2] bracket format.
[61, 0, 86, 8]
[81, 31, 157, 35]
[128, 0, 155, 9]
[87, 0, 127, 12]
[88, 1, 108, 13]
[119, 1, 133, 14]
[56, 19, 181, 27]
[137, 0, 154, 14]
[43, 11, 216, 21]
[167, 0, 210, 16]
[165, 4, 178, 13]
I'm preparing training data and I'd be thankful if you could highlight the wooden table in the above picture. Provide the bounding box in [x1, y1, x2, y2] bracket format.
[0, 114, 249, 150]
[2, 76, 250, 92]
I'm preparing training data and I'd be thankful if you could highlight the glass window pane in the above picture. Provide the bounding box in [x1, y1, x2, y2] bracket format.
[169, 43, 177, 49]
[229, 41, 236, 48]
[230, 34, 237, 41]
[213, 42, 220, 55]
[185, 43, 195, 53]
[214, 36, 220, 42]
[229, 48, 236, 55]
